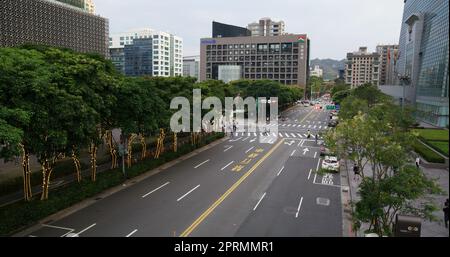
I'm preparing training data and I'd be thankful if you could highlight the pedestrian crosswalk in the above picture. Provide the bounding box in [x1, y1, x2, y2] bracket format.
[269, 123, 327, 128]
[228, 132, 325, 140]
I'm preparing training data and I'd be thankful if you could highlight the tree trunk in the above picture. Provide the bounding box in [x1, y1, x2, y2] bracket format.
[127, 134, 137, 168]
[173, 132, 177, 152]
[105, 131, 118, 169]
[89, 143, 97, 182]
[71, 150, 82, 183]
[140, 134, 147, 160]
[20, 145, 32, 201]
[40, 159, 54, 201]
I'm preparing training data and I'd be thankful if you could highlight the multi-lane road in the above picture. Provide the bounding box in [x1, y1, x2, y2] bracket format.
[22, 104, 343, 237]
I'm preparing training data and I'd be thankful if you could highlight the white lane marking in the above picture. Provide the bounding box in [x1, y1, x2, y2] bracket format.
[245, 146, 255, 153]
[254, 133, 257, 137]
[277, 166, 285, 176]
[290, 149, 296, 156]
[303, 134, 308, 137]
[268, 138, 275, 144]
[295, 197, 304, 218]
[28, 235, 37, 237]
[313, 125, 317, 129]
[126, 229, 138, 237]
[316, 158, 321, 171]
[177, 185, 200, 202]
[253, 192, 267, 211]
[313, 182, 342, 188]
[42, 224, 73, 231]
[308, 169, 312, 180]
[313, 173, 317, 183]
[297, 133, 303, 138]
[302, 125, 306, 128]
[76, 223, 96, 236]
[314, 151, 317, 159]
[282, 124, 286, 127]
[221, 161, 234, 171]
[224, 146, 233, 152]
[297, 140, 302, 147]
[319, 126, 322, 129]
[279, 133, 283, 137]
[287, 124, 292, 127]
[301, 140, 306, 147]
[250, 138, 256, 143]
[272, 133, 277, 137]
[285, 133, 290, 138]
[242, 137, 250, 142]
[142, 182, 170, 198]
[291, 133, 296, 138]
[194, 159, 210, 169]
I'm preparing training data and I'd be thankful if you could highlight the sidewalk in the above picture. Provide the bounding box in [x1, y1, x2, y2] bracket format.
[345, 159, 449, 237]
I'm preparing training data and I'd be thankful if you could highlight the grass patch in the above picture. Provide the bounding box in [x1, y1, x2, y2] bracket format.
[413, 129, 449, 142]
[412, 140, 445, 163]
[0, 133, 224, 236]
[428, 141, 449, 156]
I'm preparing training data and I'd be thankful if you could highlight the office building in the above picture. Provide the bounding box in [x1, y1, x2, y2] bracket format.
[247, 18, 285, 37]
[395, 0, 448, 127]
[212, 21, 251, 38]
[124, 38, 153, 77]
[84, 0, 95, 14]
[200, 34, 310, 87]
[310, 65, 323, 78]
[376, 44, 399, 85]
[55, 0, 94, 13]
[110, 48, 125, 74]
[345, 47, 380, 88]
[0, 0, 109, 57]
[109, 28, 183, 77]
[183, 56, 200, 81]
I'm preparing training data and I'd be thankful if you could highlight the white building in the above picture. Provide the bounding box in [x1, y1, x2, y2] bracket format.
[310, 65, 323, 78]
[183, 55, 200, 81]
[345, 47, 380, 88]
[247, 17, 285, 37]
[109, 28, 183, 77]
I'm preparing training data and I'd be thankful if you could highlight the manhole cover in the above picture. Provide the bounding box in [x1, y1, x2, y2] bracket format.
[316, 197, 330, 206]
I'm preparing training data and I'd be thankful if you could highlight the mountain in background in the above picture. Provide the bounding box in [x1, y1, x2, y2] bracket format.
[310, 58, 346, 81]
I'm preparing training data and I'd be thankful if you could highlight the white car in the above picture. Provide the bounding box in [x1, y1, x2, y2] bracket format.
[321, 156, 340, 172]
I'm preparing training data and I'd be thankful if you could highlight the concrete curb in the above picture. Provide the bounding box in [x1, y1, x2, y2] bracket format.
[340, 160, 356, 237]
[13, 136, 229, 237]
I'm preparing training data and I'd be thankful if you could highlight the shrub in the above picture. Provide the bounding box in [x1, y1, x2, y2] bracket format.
[412, 140, 445, 163]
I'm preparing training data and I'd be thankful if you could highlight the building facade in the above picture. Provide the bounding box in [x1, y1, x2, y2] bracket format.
[124, 38, 153, 77]
[200, 34, 309, 87]
[110, 47, 125, 74]
[247, 18, 285, 37]
[212, 21, 251, 38]
[109, 28, 183, 77]
[55, 0, 94, 13]
[376, 44, 399, 85]
[183, 55, 200, 81]
[395, 0, 449, 127]
[310, 65, 323, 78]
[345, 47, 380, 88]
[0, 0, 109, 57]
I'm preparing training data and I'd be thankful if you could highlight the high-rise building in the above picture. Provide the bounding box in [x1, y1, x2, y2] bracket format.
[0, 0, 109, 56]
[376, 44, 399, 85]
[200, 34, 310, 88]
[109, 28, 183, 77]
[183, 55, 200, 81]
[212, 21, 251, 38]
[247, 18, 285, 37]
[55, 0, 94, 13]
[124, 38, 153, 77]
[110, 48, 125, 74]
[310, 65, 323, 78]
[345, 47, 380, 88]
[395, 0, 449, 127]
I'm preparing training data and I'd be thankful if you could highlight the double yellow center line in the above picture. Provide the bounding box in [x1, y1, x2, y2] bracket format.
[180, 139, 285, 237]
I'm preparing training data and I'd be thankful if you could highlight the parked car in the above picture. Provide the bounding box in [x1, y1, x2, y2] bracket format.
[321, 156, 340, 172]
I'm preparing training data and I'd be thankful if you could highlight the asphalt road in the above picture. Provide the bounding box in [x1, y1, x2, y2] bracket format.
[23, 104, 343, 237]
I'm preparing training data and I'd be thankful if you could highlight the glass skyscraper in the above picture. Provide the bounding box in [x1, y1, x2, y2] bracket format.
[124, 38, 153, 77]
[396, 0, 449, 127]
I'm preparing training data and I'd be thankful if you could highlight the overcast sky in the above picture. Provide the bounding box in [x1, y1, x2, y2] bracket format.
[95, 0, 405, 60]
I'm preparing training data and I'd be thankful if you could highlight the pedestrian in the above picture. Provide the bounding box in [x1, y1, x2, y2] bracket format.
[444, 199, 449, 229]
[307, 129, 311, 139]
[415, 157, 421, 168]
[315, 134, 319, 144]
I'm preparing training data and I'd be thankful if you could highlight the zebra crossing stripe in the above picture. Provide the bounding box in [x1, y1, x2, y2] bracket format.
[291, 133, 296, 138]
[279, 133, 283, 137]
[285, 133, 290, 138]
[297, 133, 303, 138]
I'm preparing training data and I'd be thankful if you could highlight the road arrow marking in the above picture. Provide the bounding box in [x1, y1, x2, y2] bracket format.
[302, 148, 310, 155]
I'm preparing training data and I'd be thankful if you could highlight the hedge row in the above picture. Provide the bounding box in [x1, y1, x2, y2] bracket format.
[0, 133, 224, 236]
[412, 140, 445, 163]
[427, 141, 449, 156]
[413, 129, 449, 142]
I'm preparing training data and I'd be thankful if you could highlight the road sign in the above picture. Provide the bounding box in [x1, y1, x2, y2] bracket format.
[326, 105, 336, 110]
